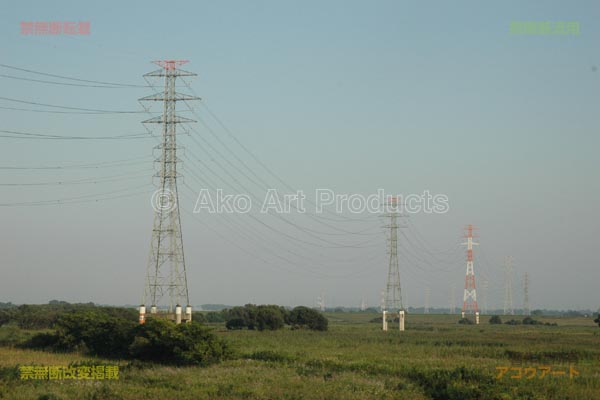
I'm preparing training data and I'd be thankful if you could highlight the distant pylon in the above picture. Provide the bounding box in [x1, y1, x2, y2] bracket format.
[424, 287, 430, 314]
[360, 297, 367, 311]
[482, 279, 489, 315]
[461, 225, 479, 323]
[523, 272, 530, 316]
[450, 284, 456, 314]
[317, 292, 325, 311]
[503, 256, 514, 315]
[140, 60, 199, 324]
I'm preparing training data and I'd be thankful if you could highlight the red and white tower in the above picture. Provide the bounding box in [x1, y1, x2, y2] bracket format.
[461, 224, 479, 324]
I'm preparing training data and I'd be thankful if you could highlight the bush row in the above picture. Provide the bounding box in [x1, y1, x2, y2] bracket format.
[0, 302, 137, 329]
[24, 310, 232, 366]
[221, 305, 328, 331]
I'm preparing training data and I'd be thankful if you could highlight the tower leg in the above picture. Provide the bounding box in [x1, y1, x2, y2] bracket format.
[185, 305, 192, 323]
[382, 311, 388, 331]
[399, 310, 405, 331]
[139, 305, 146, 325]
[175, 304, 182, 324]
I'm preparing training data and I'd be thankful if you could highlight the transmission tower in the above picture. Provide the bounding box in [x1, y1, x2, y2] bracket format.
[461, 224, 479, 324]
[139, 60, 199, 325]
[450, 284, 456, 314]
[424, 287, 430, 314]
[503, 256, 514, 315]
[482, 279, 489, 315]
[360, 296, 367, 311]
[381, 197, 405, 331]
[523, 272, 530, 316]
[317, 292, 326, 311]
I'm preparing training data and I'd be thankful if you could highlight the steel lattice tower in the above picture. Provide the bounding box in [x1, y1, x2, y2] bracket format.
[482, 279, 489, 315]
[450, 284, 456, 314]
[139, 60, 200, 324]
[523, 272, 530, 316]
[381, 197, 405, 331]
[383, 198, 403, 312]
[317, 292, 325, 312]
[461, 224, 479, 323]
[503, 256, 514, 315]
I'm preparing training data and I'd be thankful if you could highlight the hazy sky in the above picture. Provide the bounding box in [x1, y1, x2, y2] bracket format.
[1, 1, 598, 310]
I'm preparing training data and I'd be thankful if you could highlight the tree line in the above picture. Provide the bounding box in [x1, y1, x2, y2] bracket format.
[196, 304, 328, 331]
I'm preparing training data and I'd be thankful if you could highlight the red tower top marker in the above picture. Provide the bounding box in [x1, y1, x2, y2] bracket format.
[464, 224, 478, 238]
[152, 60, 189, 70]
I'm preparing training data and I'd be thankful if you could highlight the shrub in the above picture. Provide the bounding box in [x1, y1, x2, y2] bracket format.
[458, 318, 474, 325]
[0, 322, 30, 346]
[52, 311, 136, 356]
[36, 394, 62, 400]
[249, 350, 294, 363]
[223, 304, 287, 331]
[288, 306, 328, 331]
[26, 310, 232, 366]
[205, 312, 226, 323]
[406, 366, 502, 400]
[504, 319, 521, 325]
[370, 316, 400, 323]
[489, 315, 502, 324]
[0, 309, 13, 327]
[191, 312, 207, 324]
[223, 305, 256, 330]
[594, 313, 600, 327]
[0, 302, 137, 330]
[129, 319, 232, 366]
[255, 306, 285, 331]
[21, 332, 59, 349]
[225, 318, 246, 330]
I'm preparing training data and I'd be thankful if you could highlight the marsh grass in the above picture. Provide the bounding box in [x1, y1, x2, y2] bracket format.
[0, 313, 599, 399]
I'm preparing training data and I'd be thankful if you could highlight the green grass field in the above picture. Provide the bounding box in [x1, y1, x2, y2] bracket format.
[1, 313, 599, 399]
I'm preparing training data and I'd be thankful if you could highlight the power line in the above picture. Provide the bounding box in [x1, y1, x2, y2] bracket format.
[0, 129, 153, 140]
[0, 63, 147, 88]
[0, 170, 151, 186]
[181, 165, 384, 265]
[184, 123, 380, 237]
[0, 183, 152, 206]
[0, 106, 146, 114]
[176, 84, 381, 236]
[183, 82, 371, 223]
[178, 131, 377, 248]
[0, 96, 145, 114]
[181, 184, 384, 279]
[0, 73, 146, 88]
[0, 156, 152, 170]
[142, 96, 385, 254]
